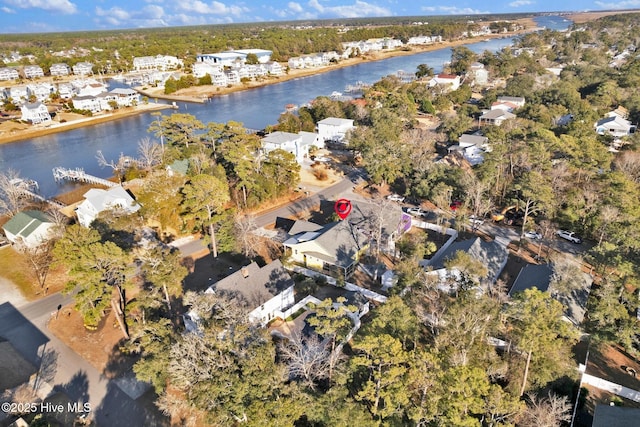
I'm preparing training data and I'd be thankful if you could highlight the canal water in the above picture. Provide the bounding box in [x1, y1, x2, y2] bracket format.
[0, 16, 569, 197]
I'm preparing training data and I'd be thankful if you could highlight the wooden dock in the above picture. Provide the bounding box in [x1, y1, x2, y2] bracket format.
[11, 178, 66, 208]
[52, 167, 116, 188]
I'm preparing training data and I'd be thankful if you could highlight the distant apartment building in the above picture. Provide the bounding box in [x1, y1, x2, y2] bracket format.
[196, 49, 273, 66]
[49, 63, 70, 76]
[0, 67, 19, 81]
[22, 65, 44, 79]
[132, 55, 183, 71]
[72, 62, 94, 76]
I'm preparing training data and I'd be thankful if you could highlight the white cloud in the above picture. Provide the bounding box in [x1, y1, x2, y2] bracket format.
[422, 5, 489, 14]
[303, 0, 391, 18]
[288, 2, 303, 13]
[509, 0, 534, 7]
[176, 1, 249, 16]
[4, 0, 77, 14]
[1, 6, 15, 13]
[594, 0, 640, 9]
[95, 6, 131, 21]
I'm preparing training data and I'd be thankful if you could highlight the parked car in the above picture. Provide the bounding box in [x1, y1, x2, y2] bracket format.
[557, 230, 581, 244]
[407, 207, 428, 218]
[387, 194, 405, 202]
[524, 230, 542, 240]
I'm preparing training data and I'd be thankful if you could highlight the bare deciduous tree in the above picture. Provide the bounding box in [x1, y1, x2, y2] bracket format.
[278, 332, 331, 390]
[519, 392, 571, 427]
[137, 137, 163, 172]
[25, 241, 55, 293]
[96, 150, 131, 183]
[0, 169, 31, 217]
[234, 213, 261, 258]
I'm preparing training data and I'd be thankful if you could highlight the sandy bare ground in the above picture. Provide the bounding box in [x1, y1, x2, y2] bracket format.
[567, 10, 640, 24]
[0, 275, 27, 307]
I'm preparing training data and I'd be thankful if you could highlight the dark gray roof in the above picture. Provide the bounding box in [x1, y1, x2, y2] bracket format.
[310, 220, 369, 267]
[509, 263, 553, 296]
[430, 237, 508, 284]
[211, 260, 294, 307]
[592, 405, 640, 427]
[288, 219, 323, 236]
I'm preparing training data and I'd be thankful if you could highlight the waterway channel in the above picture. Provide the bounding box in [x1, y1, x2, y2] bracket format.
[0, 16, 569, 198]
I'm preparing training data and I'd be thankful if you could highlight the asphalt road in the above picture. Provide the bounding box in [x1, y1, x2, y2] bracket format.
[254, 169, 366, 227]
[0, 294, 167, 426]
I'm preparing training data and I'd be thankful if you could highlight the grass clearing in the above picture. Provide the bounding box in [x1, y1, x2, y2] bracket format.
[0, 247, 37, 300]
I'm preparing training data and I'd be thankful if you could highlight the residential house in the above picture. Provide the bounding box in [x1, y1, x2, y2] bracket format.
[205, 260, 294, 326]
[196, 52, 245, 67]
[447, 133, 490, 165]
[470, 62, 488, 85]
[133, 55, 183, 71]
[27, 83, 55, 102]
[496, 96, 525, 108]
[595, 115, 636, 137]
[428, 74, 461, 91]
[75, 185, 141, 227]
[264, 61, 283, 75]
[425, 237, 508, 294]
[0, 67, 19, 81]
[9, 86, 29, 103]
[72, 62, 93, 76]
[407, 35, 442, 45]
[49, 63, 70, 77]
[316, 117, 355, 144]
[109, 88, 140, 107]
[261, 131, 310, 163]
[231, 49, 273, 63]
[57, 82, 74, 99]
[166, 159, 189, 176]
[607, 106, 629, 119]
[510, 263, 592, 326]
[282, 200, 409, 279]
[192, 62, 221, 79]
[22, 65, 44, 79]
[72, 95, 103, 113]
[20, 102, 51, 124]
[2, 210, 56, 249]
[479, 109, 516, 126]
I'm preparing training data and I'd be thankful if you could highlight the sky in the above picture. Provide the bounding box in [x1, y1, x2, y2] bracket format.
[0, 0, 638, 34]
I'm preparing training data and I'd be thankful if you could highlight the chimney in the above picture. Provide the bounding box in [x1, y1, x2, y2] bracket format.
[241, 267, 249, 278]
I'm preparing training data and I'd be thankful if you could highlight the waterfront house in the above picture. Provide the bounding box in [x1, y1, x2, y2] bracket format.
[428, 73, 461, 91]
[22, 65, 44, 79]
[316, 117, 355, 144]
[20, 102, 51, 124]
[27, 83, 55, 102]
[192, 62, 221, 79]
[231, 49, 273, 63]
[72, 62, 93, 76]
[205, 259, 294, 326]
[261, 131, 311, 163]
[75, 185, 141, 227]
[2, 210, 56, 249]
[57, 82, 74, 99]
[133, 55, 183, 71]
[0, 67, 19, 81]
[109, 88, 140, 107]
[72, 95, 102, 113]
[264, 61, 283, 75]
[49, 63, 70, 77]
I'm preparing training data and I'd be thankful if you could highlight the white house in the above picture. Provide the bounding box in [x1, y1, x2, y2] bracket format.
[0, 67, 19, 81]
[595, 115, 636, 137]
[196, 52, 246, 67]
[192, 62, 221, 79]
[72, 95, 102, 113]
[2, 210, 56, 249]
[448, 134, 490, 166]
[72, 62, 93, 76]
[428, 73, 462, 91]
[22, 65, 44, 79]
[262, 131, 309, 163]
[27, 83, 55, 102]
[496, 96, 525, 108]
[75, 185, 141, 227]
[231, 49, 273, 63]
[9, 86, 29, 103]
[49, 63, 70, 76]
[20, 102, 51, 124]
[133, 55, 183, 71]
[205, 260, 295, 326]
[316, 117, 355, 144]
[109, 88, 140, 106]
[480, 109, 516, 126]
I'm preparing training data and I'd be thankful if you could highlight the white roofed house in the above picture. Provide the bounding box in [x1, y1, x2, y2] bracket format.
[192, 62, 221, 79]
[72, 95, 102, 113]
[262, 131, 309, 164]
[595, 115, 636, 138]
[9, 85, 29, 103]
[428, 74, 461, 92]
[72, 62, 94, 76]
[49, 63, 70, 77]
[447, 134, 490, 165]
[231, 49, 273, 63]
[204, 260, 295, 326]
[20, 102, 51, 124]
[22, 65, 44, 79]
[0, 67, 19, 81]
[75, 185, 141, 227]
[27, 83, 55, 102]
[196, 52, 245, 67]
[57, 82, 74, 99]
[479, 109, 516, 126]
[316, 117, 355, 144]
[496, 96, 525, 108]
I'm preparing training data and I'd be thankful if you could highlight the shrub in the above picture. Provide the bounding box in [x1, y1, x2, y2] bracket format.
[312, 167, 328, 181]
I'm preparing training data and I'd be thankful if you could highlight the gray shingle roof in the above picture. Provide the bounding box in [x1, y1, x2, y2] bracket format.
[509, 263, 553, 296]
[430, 237, 508, 284]
[210, 260, 294, 306]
